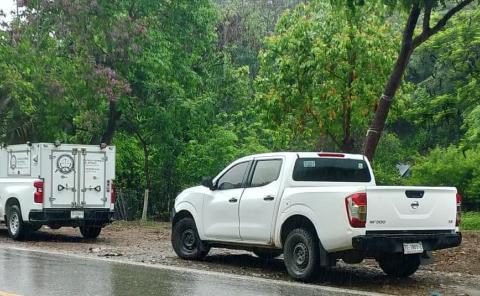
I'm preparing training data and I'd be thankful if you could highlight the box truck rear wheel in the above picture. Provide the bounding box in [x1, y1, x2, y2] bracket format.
[7, 204, 30, 240]
[80, 226, 102, 239]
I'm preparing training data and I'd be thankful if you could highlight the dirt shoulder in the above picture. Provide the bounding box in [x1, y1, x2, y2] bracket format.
[0, 222, 478, 296]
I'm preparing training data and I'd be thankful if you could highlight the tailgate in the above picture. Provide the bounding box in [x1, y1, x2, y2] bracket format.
[366, 186, 457, 232]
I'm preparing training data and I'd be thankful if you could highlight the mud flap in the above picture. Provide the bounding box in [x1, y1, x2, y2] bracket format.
[319, 242, 336, 267]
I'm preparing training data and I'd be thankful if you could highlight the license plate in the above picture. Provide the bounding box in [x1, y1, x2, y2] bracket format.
[403, 242, 423, 254]
[71, 211, 84, 219]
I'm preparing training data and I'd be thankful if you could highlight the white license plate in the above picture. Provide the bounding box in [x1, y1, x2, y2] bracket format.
[71, 211, 84, 219]
[403, 242, 423, 254]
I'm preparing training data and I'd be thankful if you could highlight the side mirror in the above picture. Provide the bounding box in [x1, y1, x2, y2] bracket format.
[201, 177, 214, 190]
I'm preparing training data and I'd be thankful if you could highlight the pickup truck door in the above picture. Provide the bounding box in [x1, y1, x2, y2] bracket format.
[239, 158, 283, 243]
[203, 161, 251, 241]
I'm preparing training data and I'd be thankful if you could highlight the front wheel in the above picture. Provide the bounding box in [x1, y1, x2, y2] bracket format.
[378, 254, 420, 277]
[6, 204, 30, 241]
[171, 217, 210, 260]
[80, 226, 102, 239]
[283, 228, 319, 282]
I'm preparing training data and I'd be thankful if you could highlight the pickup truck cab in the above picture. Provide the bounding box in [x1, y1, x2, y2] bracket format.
[171, 152, 462, 281]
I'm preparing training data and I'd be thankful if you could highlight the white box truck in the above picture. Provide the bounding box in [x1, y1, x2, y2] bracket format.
[0, 143, 116, 240]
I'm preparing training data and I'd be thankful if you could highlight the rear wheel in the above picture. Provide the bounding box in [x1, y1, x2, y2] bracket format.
[283, 228, 319, 282]
[6, 205, 30, 240]
[171, 217, 209, 260]
[378, 254, 420, 277]
[80, 226, 102, 239]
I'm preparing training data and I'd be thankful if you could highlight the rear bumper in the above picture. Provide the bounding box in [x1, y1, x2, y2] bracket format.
[352, 232, 462, 254]
[29, 209, 114, 227]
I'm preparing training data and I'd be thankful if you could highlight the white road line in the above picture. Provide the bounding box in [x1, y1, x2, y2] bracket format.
[1, 245, 390, 296]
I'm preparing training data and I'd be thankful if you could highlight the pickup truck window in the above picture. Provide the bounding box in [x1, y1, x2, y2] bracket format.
[250, 159, 282, 187]
[217, 161, 250, 190]
[292, 158, 371, 182]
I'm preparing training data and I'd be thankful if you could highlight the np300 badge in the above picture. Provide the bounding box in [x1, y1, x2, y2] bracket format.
[56, 154, 75, 174]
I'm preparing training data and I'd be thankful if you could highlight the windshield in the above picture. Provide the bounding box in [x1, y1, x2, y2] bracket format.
[292, 158, 371, 182]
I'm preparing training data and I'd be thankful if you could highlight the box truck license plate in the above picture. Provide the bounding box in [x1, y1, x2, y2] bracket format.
[71, 211, 84, 219]
[403, 242, 423, 254]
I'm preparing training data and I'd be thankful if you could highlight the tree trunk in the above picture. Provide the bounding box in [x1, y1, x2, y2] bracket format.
[139, 135, 151, 221]
[100, 100, 121, 145]
[0, 96, 11, 113]
[362, 3, 420, 161]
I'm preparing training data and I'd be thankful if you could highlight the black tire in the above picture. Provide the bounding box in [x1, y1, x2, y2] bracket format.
[6, 204, 30, 240]
[253, 250, 283, 260]
[80, 226, 102, 239]
[378, 254, 420, 278]
[171, 217, 210, 260]
[283, 228, 319, 282]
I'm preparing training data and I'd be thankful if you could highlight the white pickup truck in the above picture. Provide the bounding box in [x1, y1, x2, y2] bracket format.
[0, 143, 116, 240]
[171, 152, 462, 281]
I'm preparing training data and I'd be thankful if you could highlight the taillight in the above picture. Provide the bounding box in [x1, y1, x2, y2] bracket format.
[456, 193, 462, 227]
[34, 181, 44, 204]
[346, 192, 367, 228]
[111, 180, 116, 204]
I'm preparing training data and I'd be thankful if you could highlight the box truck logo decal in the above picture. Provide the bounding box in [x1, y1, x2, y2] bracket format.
[56, 154, 75, 174]
[9, 155, 16, 169]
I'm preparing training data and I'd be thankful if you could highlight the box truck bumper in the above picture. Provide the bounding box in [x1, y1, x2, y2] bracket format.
[28, 209, 114, 227]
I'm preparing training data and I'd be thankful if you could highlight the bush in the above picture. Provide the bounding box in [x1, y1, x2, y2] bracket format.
[407, 146, 480, 200]
[461, 212, 480, 230]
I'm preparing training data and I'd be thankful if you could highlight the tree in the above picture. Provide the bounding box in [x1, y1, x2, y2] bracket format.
[256, 1, 400, 152]
[362, 0, 477, 160]
[395, 7, 480, 152]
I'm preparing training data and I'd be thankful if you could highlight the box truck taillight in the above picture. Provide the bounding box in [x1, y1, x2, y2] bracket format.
[346, 192, 367, 228]
[111, 181, 116, 204]
[456, 193, 462, 227]
[34, 181, 44, 204]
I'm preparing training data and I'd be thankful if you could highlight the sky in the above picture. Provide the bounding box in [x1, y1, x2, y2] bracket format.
[0, 0, 18, 22]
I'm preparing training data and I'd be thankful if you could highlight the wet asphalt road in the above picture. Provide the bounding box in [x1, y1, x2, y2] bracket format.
[0, 248, 379, 296]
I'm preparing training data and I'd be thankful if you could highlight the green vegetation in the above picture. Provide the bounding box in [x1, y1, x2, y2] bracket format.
[0, 0, 479, 218]
[461, 212, 480, 230]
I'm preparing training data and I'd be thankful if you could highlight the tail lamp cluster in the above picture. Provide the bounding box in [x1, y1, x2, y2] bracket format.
[111, 180, 116, 204]
[345, 192, 367, 228]
[34, 181, 44, 204]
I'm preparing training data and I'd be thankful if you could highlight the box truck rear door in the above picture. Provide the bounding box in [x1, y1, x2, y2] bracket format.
[50, 149, 78, 207]
[81, 150, 108, 208]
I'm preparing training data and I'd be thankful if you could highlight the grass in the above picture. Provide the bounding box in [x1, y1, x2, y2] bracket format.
[461, 212, 480, 230]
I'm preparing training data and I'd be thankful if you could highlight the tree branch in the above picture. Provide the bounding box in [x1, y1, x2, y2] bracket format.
[423, 0, 433, 33]
[414, 0, 474, 48]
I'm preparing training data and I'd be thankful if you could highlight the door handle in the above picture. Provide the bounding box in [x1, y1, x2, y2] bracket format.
[263, 195, 275, 201]
[229, 197, 238, 203]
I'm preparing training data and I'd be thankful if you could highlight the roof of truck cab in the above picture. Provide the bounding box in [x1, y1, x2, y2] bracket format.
[235, 152, 367, 162]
